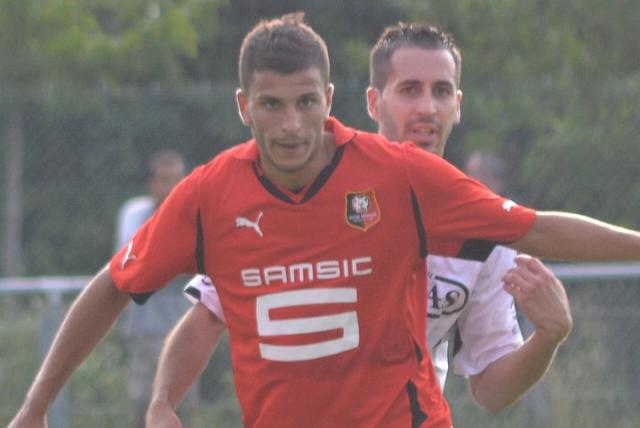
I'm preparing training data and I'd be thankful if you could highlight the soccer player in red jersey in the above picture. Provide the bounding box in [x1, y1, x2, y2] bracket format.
[149, 21, 572, 425]
[10, 13, 640, 428]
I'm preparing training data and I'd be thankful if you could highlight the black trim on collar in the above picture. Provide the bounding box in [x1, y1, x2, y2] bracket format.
[302, 145, 345, 202]
[253, 162, 295, 204]
[253, 145, 346, 205]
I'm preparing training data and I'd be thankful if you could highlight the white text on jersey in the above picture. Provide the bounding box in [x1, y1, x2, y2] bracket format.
[241, 257, 373, 287]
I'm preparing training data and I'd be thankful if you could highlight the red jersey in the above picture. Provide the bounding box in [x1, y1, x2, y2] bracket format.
[111, 117, 535, 428]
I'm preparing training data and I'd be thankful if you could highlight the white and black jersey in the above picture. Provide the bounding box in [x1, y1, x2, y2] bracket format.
[427, 245, 523, 389]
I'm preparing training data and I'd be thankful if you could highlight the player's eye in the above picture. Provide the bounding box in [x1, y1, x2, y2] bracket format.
[262, 98, 281, 110]
[433, 84, 454, 98]
[400, 85, 419, 96]
[298, 96, 317, 109]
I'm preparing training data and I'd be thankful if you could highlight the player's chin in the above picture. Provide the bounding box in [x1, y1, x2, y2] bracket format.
[274, 156, 311, 173]
[413, 141, 439, 154]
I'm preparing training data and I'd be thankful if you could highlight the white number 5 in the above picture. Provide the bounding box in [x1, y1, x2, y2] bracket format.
[256, 288, 359, 362]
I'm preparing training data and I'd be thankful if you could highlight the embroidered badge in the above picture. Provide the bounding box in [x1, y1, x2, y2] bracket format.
[345, 190, 380, 231]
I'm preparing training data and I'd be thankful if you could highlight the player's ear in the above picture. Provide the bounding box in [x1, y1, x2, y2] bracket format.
[366, 87, 381, 122]
[324, 83, 334, 117]
[236, 88, 251, 126]
[455, 89, 463, 125]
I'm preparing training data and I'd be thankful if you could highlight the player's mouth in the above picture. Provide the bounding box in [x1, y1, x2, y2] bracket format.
[273, 140, 307, 157]
[405, 122, 440, 147]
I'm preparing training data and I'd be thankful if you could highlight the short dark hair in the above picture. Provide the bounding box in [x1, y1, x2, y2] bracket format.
[238, 12, 330, 91]
[369, 22, 461, 90]
[146, 149, 185, 179]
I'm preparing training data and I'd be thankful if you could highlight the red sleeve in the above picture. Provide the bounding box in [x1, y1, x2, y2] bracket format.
[401, 143, 536, 243]
[110, 168, 203, 294]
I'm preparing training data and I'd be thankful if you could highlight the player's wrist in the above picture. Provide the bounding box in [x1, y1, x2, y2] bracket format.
[532, 324, 570, 347]
[148, 396, 176, 413]
[20, 387, 53, 420]
[12, 403, 47, 426]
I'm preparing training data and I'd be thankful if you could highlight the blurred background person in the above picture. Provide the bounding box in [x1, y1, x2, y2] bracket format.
[114, 149, 198, 428]
[464, 150, 507, 194]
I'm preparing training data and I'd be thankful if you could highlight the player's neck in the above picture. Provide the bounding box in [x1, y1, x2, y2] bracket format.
[268, 131, 336, 192]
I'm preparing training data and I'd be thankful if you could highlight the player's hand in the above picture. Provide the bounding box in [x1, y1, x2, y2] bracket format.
[146, 400, 184, 428]
[7, 408, 48, 428]
[502, 254, 573, 345]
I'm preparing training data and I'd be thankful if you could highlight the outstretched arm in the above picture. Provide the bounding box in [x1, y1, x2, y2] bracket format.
[469, 255, 572, 412]
[146, 303, 226, 428]
[9, 266, 130, 428]
[512, 211, 640, 261]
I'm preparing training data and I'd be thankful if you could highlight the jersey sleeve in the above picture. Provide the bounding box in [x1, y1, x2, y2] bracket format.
[452, 247, 524, 376]
[110, 169, 203, 296]
[183, 274, 226, 322]
[402, 144, 536, 243]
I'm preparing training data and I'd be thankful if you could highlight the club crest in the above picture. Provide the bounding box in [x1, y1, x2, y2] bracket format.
[345, 190, 380, 231]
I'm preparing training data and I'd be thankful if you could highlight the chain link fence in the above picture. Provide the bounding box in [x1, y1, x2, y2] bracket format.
[2, 266, 640, 428]
[1, 82, 640, 427]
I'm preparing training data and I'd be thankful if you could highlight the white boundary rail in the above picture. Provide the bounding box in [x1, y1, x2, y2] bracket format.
[2, 263, 640, 428]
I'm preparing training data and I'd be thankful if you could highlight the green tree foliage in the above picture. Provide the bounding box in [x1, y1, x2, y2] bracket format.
[186, 0, 405, 82]
[0, 0, 227, 86]
[394, 0, 640, 224]
[2, 0, 640, 275]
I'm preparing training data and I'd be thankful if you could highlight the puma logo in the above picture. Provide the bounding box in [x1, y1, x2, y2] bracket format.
[235, 211, 264, 238]
[502, 200, 516, 212]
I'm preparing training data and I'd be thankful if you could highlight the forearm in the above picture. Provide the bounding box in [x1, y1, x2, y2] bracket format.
[149, 304, 224, 409]
[21, 266, 130, 416]
[471, 255, 572, 412]
[469, 333, 561, 412]
[512, 211, 640, 261]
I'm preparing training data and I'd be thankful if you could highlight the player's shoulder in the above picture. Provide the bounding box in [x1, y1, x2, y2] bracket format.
[350, 129, 413, 156]
[191, 140, 257, 180]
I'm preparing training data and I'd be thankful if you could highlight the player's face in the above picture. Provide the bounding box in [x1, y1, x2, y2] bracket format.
[237, 67, 334, 190]
[148, 163, 185, 202]
[367, 47, 462, 156]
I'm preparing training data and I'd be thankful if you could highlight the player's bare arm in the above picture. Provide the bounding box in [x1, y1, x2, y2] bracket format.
[503, 255, 572, 344]
[511, 211, 640, 261]
[467, 255, 572, 412]
[147, 303, 225, 428]
[9, 266, 130, 428]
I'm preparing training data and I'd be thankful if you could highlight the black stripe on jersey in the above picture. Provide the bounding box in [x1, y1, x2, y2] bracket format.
[406, 379, 428, 428]
[410, 189, 428, 259]
[252, 145, 346, 204]
[130, 291, 153, 305]
[452, 325, 462, 357]
[414, 343, 424, 363]
[196, 209, 206, 274]
[456, 239, 498, 261]
[184, 285, 202, 302]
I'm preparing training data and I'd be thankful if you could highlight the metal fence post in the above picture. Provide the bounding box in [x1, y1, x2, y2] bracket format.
[519, 315, 551, 428]
[39, 291, 69, 428]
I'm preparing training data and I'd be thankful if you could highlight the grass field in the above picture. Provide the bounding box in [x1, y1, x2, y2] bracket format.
[2, 279, 640, 427]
